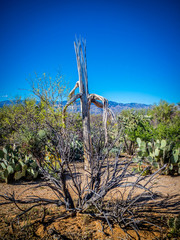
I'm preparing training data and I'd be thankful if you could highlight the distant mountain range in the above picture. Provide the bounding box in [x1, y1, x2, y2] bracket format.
[0, 100, 151, 114]
[61, 100, 151, 114]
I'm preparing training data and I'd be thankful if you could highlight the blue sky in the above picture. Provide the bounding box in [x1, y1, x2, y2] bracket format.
[0, 0, 180, 104]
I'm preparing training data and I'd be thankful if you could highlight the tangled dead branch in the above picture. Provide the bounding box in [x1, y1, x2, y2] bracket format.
[0, 126, 166, 237]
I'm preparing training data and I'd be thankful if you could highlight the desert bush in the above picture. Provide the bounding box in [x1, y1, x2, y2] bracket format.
[148, 100, 180, 147]
[0, 98, 47, 150]
[118, 109, 153, 155]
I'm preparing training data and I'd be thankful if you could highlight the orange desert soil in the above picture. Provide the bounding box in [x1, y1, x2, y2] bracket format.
[0, 172, 180, 239]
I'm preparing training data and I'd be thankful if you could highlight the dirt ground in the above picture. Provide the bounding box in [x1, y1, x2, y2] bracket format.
[0, 172, 180, 239]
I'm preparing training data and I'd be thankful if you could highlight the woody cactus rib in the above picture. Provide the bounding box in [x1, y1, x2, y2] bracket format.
[69, 81, 79, 99]
[63, 38, 115, 170]
[89, 97, 116, 120]
[62, 93, 82, 125]
[88, 94, 108, 145]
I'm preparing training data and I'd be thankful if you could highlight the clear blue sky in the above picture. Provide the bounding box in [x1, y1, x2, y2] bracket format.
[0, 0, 180, 104]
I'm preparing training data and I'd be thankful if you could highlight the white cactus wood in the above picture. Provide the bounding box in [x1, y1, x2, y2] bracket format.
[63, 38, 115, 170]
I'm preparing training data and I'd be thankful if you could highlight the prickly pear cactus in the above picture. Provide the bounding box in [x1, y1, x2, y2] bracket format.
[135, 138, 180, 175]
[0, 145, 39, 183]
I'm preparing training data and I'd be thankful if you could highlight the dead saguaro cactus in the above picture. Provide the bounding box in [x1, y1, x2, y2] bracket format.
[63, 38, 115, 170]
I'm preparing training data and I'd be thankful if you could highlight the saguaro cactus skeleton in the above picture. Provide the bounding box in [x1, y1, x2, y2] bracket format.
[63, 38, 115, 170]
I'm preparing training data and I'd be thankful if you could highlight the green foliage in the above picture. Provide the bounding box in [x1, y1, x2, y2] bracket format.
[0, 89, 179, 178]
[0, 72, 68, 154]
[42, 145, 62, 178]
[116, 101, 179, 161]
[149, 100, 177, 124]
[0, 98, 45, 143]
[135, 138, 180, 175]
[148, 100, 180, 147]
[0, 97, 63, 161]
[109, 147, 121, 157]
[118, 109, 153, 155]
[167, 215, 180, 238]
[0, 145, 39, 183]
[30, 72, 68, 108]
[131, 101, 180, 175]
[70, 136, 83, 161]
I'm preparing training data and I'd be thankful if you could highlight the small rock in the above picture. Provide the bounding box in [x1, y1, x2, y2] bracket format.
[53, 234, 62, 240]
[47, 228, 55, 235]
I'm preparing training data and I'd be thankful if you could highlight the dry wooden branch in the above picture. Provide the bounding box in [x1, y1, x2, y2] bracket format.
[62, 93, 82, 125]
[90, 98, 115, 119]
[69, 81, 79, 99]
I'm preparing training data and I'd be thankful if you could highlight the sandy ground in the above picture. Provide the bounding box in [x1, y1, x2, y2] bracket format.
[0, 169, 180, 239]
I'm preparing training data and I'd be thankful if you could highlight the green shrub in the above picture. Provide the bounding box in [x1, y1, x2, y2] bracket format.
[148, 100, 180, 148]
[118, 109, 153, 155]
[167, 215, 180, 238]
